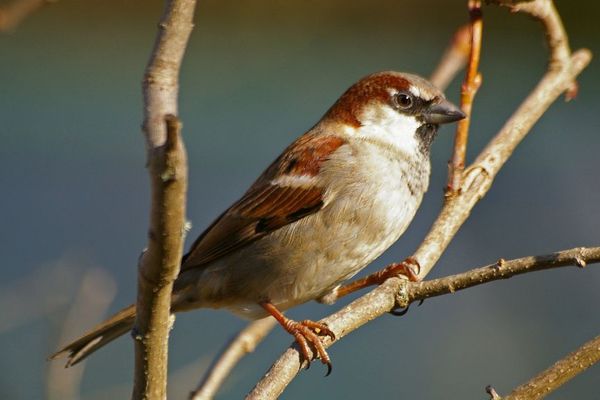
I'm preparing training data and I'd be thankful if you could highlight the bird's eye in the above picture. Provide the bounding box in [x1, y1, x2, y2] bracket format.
[395, 92, 413, 109]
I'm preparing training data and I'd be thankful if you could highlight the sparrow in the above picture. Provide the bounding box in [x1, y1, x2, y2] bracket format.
[51, 71, 465, 374]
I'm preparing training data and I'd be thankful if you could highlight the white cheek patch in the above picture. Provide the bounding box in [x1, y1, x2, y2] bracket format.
[353, 104, 421, 156]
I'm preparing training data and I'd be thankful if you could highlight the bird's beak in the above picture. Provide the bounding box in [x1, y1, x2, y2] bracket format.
[423, 99, 466, 125]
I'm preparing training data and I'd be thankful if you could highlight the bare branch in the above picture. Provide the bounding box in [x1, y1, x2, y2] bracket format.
[500, 333, 600, 400]
[402, 247, 600, 306]
[248, 246, 599, 399]
[0, 0, 52, 32]
[447, 0, 483, 193]
[247, 0, 592, 397]
[134, 0, 196, 398]
[190, 317, 277, 400]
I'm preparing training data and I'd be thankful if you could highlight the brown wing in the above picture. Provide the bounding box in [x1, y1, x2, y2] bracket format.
[180, 133, 346, 271]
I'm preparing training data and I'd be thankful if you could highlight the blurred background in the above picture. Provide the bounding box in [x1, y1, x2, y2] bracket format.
[1, 0, 599, 398]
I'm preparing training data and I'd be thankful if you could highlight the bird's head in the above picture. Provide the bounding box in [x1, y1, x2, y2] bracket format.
[323, 71, 465, 155]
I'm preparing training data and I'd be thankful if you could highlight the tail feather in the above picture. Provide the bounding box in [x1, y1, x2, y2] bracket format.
[50, 304, 136, 367]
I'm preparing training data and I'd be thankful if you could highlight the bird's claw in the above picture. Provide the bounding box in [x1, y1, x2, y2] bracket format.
[387, 257, 421, 282]
[286, 319, 335, 376]
[389, 299, 424, 316]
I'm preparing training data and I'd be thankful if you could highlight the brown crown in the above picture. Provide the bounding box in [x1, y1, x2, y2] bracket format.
[324, 71, 413, 127]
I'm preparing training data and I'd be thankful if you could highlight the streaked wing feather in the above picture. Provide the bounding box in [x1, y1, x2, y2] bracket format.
[180, 133, 346, 271]
[181, 185, 323, 270]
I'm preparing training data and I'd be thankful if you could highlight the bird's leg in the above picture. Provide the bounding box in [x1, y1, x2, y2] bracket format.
[335, 257, 421, 299]
[260, 301, 336, 376]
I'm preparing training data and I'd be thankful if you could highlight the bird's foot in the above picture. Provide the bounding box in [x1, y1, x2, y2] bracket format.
[260, 301, 335, 376]
[335, 257, 421, 299]
[285, 319, 335, 375]
[375, 257, 421, 283]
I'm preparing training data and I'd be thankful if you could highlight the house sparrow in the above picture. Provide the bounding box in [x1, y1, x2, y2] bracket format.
[51, 71, 465, 374]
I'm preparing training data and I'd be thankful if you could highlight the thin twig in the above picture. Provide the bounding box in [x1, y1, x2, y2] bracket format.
[501, 334, 600, 400]
[429, 24, 471, 90]
[247, 0, 592, 397]
[190, 317, 278, 400]
[133, 0, 196, 398]
[447, 0, 483, 193]
[402, 247, 600, 306]
[192, 24, 473, 399]
[0, 0, 52, 32]
[486, 385, 502, 400]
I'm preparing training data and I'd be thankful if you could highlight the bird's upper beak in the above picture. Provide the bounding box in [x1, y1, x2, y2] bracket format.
[423, 99, 466, 125]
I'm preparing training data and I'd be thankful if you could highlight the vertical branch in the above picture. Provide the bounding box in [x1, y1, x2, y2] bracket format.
[134, 1, 196, 399]
[447, 0, 483, 193]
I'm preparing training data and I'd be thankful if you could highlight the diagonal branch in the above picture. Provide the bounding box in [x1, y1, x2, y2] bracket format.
[247, 1, 592, 398]
[134, 0, 197, 398]
[499, 333, 600, 400]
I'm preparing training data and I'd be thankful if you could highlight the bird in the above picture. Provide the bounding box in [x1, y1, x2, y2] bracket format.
[51, 71, 465, 374]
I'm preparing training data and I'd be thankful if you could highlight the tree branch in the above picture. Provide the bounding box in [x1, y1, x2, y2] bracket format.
[134, 1, 196, 398]
[246, 1, 592, 397]
[402, 247, 599, 306]
[447, 0, 483, 193]
[495, 333, 600, 400]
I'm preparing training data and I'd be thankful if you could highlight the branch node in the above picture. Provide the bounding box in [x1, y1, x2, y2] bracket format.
[485, 385, 502, 400]
[564, 81, 579, 101]
[574, 256, 587, 269]
[394, 281, 410, 310]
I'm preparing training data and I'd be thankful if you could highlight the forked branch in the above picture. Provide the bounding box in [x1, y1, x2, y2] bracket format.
[134, 0, 196, 398]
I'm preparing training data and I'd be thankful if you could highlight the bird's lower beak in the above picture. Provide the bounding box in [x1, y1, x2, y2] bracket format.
[423, 99, 466, 125]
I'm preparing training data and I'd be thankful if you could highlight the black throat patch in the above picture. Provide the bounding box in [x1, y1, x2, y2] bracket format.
[415, 123, 439, 155]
